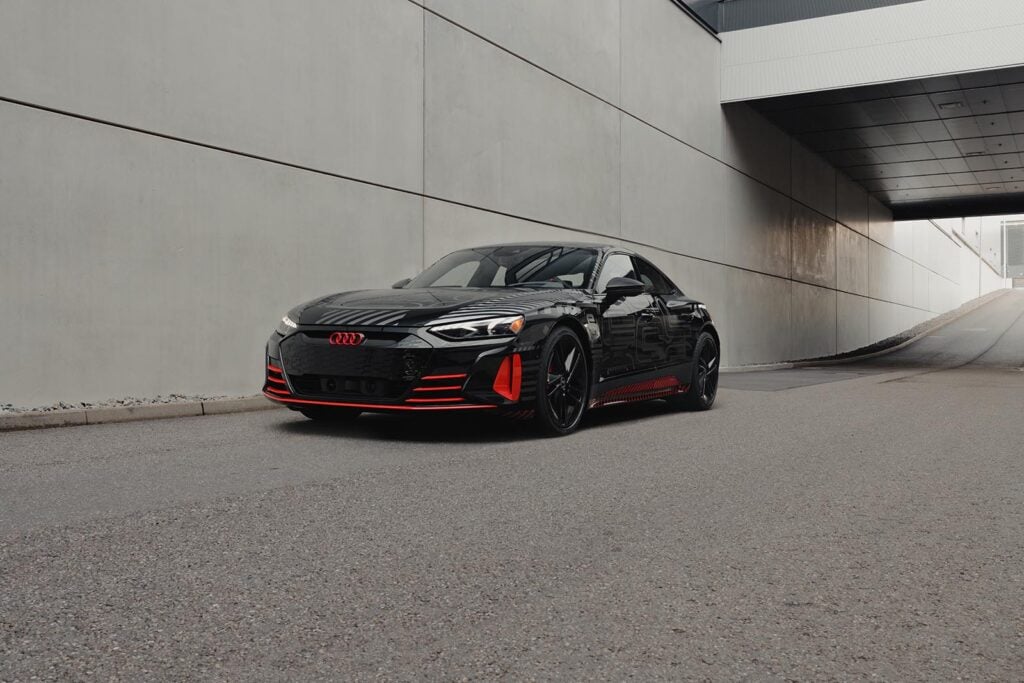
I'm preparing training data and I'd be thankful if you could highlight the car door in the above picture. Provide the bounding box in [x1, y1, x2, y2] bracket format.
[595, 252, 650, 379]
[630, 256, 672, 371]
[633, 256, 698, 369]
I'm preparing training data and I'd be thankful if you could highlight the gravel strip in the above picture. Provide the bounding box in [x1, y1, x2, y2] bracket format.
[0, 393, 232, 415]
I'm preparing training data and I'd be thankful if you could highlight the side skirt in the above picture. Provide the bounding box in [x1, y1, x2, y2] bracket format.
[588, 365, 690, 409]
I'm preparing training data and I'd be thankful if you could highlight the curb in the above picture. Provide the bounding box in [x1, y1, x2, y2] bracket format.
[0, 396, 280, 432]
[721, 362, 794, 374]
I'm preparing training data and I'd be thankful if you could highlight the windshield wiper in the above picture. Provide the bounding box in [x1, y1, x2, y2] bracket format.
[507, 280, 571, 289]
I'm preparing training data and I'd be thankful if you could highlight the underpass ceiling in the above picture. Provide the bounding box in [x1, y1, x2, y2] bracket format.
[750, 65, 1024, 220]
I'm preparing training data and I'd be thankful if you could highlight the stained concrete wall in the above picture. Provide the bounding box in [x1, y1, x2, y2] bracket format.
[0, 0, 1007, 406]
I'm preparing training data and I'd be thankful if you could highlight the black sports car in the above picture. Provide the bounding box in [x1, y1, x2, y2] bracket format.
[264, 243, 720, 435]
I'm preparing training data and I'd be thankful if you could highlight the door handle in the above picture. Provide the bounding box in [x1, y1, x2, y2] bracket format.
[639, 310, 658, 321]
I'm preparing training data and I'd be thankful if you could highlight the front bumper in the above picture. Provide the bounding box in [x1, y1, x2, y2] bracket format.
[263, 326, 534, 412]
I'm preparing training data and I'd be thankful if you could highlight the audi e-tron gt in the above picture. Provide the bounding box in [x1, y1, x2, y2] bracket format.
[264, 243, 720, 435]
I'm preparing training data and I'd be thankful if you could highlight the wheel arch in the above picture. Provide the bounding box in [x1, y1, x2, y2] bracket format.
[701, 322, 721, 354]
[552, 315, 594, 376]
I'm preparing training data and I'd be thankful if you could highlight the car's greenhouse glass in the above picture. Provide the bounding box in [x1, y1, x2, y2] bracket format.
[408, 246, 599, 289]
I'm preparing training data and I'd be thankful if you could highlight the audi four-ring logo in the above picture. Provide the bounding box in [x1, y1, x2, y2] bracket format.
[329, 331, 365, 346]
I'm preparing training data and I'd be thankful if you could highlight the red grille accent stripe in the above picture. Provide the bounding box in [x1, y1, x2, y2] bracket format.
[267, 364, 284, 374]
[266, 376, 287, 385]
[412, 385, 463, 392]
[265, 385, 290, 396]
[264, 391, 494, 411]
[420, 373, 468, 381]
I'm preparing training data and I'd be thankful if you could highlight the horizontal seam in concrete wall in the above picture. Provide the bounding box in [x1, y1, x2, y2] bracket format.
[836, 212, 967, 288]
[412, 3, 969, 294]
[412, 3, 845, 226]
[1, 4, 954, 296]
[0, 95, 950, 317]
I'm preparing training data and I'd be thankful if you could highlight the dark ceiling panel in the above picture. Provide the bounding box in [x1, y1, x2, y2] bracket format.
[911, 120, 951, 141]
[750, 64, 1024, 219]
[893, 193, 1024, 220]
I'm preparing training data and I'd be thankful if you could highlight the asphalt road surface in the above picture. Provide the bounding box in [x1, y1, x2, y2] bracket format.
[2, 291, 1023, 681]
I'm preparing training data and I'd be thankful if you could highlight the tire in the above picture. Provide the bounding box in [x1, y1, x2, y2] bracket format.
[299, 407, 362, 422]
[668, 331, 719, 411]
[535, 326, 590, 436]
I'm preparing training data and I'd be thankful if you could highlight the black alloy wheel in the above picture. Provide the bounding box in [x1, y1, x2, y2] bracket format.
[536, 326, 589, 436]
[669, 331, 719, 411]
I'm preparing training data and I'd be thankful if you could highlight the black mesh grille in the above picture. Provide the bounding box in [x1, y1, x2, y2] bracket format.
[279, 334, 431, 396]
[289, 375, 406, 399]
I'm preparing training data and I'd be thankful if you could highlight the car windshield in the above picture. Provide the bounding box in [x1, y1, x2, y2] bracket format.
[406, 246, 599, 289]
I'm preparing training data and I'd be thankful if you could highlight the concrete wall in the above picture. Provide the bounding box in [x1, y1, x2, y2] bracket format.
[0, 0, 1007, 406]
[722, 0, 1024, 101]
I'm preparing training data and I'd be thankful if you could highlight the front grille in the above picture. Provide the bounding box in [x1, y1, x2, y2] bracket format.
[289, 374, 405, 399]
[279, 333, 432, 398]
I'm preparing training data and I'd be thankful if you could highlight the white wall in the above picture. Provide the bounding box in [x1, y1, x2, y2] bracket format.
[722, 0, 1024, 101]
[0, 0, 1007, 406]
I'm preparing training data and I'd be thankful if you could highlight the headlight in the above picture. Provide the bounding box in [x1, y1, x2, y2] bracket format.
[429, 315, 525, 341]
[276, 314, 298, 335]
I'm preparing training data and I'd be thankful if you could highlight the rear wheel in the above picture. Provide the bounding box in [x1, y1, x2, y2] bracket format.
[668, 332, 719, 411]
[535, 326, 589, 436]
[299, 407, 362, 422]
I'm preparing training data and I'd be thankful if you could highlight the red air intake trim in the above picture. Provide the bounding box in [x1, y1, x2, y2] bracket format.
[492, 354, 522, 402]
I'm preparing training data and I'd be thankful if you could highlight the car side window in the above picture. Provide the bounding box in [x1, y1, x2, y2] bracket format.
[596, 253, 636, 292]
[634, 257, 677, 295]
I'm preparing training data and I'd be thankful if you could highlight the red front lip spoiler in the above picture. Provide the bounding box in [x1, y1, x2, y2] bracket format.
[263, 390, 497, 412]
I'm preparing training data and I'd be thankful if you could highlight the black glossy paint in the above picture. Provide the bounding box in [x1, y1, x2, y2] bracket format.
[264, 243, 719, 420]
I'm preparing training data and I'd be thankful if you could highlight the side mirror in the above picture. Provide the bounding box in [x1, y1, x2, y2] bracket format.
[392, 278, 411, 289]
[603, 276, 645, 299]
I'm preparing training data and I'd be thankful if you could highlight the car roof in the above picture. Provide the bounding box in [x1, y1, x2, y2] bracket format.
[472, 241, 622, 252]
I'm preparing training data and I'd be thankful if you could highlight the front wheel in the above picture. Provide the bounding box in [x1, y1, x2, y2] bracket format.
[535, 326, 590, 436]
[668, 332, 719, 411]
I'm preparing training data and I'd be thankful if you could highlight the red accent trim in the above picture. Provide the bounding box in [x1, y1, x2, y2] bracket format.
[405, 397, 465, 404]
[412, 385, 463, 392]
[266, 376, 287, 385]
[492, 354, 522, 402]
[267, 364, 284, 374]
[591, 375, 686, 408]
[265, 385, 290, 396]
[264, 391, 494, 411]
[420, 373, 468, 381]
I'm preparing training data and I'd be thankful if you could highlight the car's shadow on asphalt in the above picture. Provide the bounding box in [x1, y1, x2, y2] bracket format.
[272, 400, 687, 444]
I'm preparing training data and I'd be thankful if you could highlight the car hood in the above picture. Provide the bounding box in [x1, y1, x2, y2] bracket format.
[297, 287, 581, 328]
